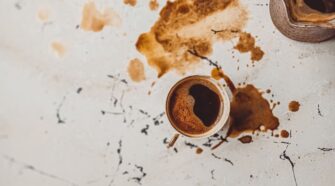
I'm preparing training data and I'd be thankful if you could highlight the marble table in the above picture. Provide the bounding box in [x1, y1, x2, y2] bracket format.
[1, 0, 335, 186]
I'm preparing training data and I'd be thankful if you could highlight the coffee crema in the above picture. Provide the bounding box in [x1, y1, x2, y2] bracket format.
[167, 77, 223, 135]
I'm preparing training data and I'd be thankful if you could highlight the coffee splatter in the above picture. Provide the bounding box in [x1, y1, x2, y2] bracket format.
[196, 147, 203, 154]
[127, 58, 146, 82]
[281, 130, 289, 138]
[234, 32, 264, 62]
[250, 46, 264, 61]
[51, 41, 66, 57]
[136, 0, 248, 77]
[211, 68, 236, 92]
[80, 2, 121, 32]
[228, 84, 279, 137]
[289, 101, 300, 112]
[149, 0, 159, 11]
[238, 135, 253, 143]
[37, 8, 49, 22]
[124, 0, 137, 7]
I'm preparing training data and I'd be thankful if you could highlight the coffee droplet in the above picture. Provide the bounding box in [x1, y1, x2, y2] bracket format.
[251, 46, 264, 61]
[127, 58, 146, 82]
[37, 8, 49, 22]
[289, 101, 300, 112]
[238, 135, 253, 143]
[280, 130, 289, 138]
[51, 41, 66, 57]
[124, 0, 137, 7]
[149, 0, 159, 11]
[196, 147, 203, 154]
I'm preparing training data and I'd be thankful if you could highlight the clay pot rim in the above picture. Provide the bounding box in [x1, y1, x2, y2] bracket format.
[282, 0, 335, 29]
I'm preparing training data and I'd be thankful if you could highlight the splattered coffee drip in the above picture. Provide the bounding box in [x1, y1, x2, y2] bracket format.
[281, 130, 289, 138]
[289, 101, 300, 112]
[124, 0, 137, 7]
[238, 135, 253, 144]
[234, 32, 264, 62]
[149, 0, 159, 11]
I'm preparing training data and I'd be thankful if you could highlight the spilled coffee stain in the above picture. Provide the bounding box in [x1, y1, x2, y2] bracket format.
[136, 0, 248, 77]
[289, 101, 300, 112]
[281, 130, 289, 138]
[51, 41, 66, 57]
[228, 84, 279, 137]
[80, 2, 121, 32]
[124, 0, 137, 7]
[234, 32, 264, 62]
[210, 68, 279, 138]
[149, 0, 159, 11]
[238, 135, 252, 143]
[37, 8, 49, 22]
[127, 58, 146, 82]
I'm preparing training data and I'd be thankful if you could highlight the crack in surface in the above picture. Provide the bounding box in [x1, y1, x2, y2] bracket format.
[318, 147, 335, 152]
[210, 169, 216, 180]
[56, 96, 66, 124]
[1, 154, 78, 186]
[140, 125, 149, 135]
[108, 139, 123, 186]
[188, 48, 222, 69]
[211, 153, 234, 166]
[128, 165, 147, 185]
[280, 144, 298, 186]
[317, 104, 324, 117]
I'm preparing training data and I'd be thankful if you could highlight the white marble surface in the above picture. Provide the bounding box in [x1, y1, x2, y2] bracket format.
[1, 0, 335, 186]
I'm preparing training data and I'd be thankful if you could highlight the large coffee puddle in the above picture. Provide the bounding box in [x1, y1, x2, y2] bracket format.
[211, 68, 279, 139]
[136, 0, 248, 77]
[228, 84, 279, 137]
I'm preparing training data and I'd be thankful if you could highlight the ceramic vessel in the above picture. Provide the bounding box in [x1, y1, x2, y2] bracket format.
[270, 0, 335, 42]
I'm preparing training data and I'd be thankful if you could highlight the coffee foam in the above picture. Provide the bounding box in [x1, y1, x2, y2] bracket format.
[169, 78, 222, 135]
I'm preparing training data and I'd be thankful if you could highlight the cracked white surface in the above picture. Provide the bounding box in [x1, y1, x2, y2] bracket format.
[0, 0, 335, 186]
